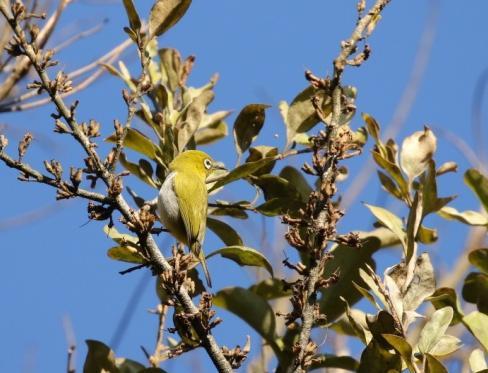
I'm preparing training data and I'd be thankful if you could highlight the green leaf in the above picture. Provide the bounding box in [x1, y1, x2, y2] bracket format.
[465, 169, 488, 212]
[213, 287, 280, 354]
[382, 334, 416, 373]
[233, 104, 270, 156]
[418, 307, 453, 354]
[464, 311, 488, 350]
[357, 340, 402, 373]
[256, 198, 293, 217]
[364, 204, 406, 252]
[107, 246, 145, 264]
[405, 189, 423, 261]
[351, 280, 381, 310]
[195, 120, 228, 145]
[429, 334, 462, 357]
[119, 153, 158, 188]
[279, 166, 312, 201]
[425, 354, 448, 373]
[148, 0, 192, 38]
[248, 278, 290, 300]
[319, 229, 395, 323]
[115, 357, 146, 373]
[176, 90, 214, 151]
[206, 246, 273, 276]
[462, 272, 488, 313]
[372, 149, 409, 198]
[83, 340, 118, 373]
[106, 128, 159, 161]
[362, 113, 381, 143]
[437, 206, 488, 226]
[417, 225, 438, 244]
[206, 217, 243, 246]
[122, 0, 141, 31]
[103, 225, 139, 248]
[428, 287, 464, 325]
[159, 48, 181, 92]
[310, 354, 359, 371]
[285, 86, 332, 147]
[208, 201, 249, 219]
[469, 348, 488, 373]
[377, 170, 403, 200]
[244, 146, 278, 176]
[209, 156, 278, 192]
[469, 248, 488, 274]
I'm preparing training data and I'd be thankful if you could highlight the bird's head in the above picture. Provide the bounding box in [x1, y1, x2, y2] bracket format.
[169, 150, 226, 178]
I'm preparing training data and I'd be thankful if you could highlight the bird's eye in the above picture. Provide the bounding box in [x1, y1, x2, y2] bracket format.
[204, 158, 212, 169]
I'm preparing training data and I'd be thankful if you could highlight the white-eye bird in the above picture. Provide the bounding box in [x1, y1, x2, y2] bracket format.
[157, 150, 226, 287]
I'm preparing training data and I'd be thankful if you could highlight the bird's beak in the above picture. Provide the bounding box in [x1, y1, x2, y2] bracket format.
[213, 161, 227, 171]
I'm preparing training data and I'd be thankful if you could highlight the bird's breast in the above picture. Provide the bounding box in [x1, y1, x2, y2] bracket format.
[158, 172, 187, 244]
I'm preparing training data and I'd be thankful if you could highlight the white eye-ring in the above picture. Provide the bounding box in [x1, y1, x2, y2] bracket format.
[204, 158, 212, 169]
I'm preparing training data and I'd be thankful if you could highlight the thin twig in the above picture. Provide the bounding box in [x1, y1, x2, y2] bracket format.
[292, 1, 392, 372]
[0, 4, 233, 371]
[341, 0, 438, 210]
[0, 0, 70, 101]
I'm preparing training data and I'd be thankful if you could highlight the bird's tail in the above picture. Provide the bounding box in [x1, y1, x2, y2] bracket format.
[192, 242, 212, 288]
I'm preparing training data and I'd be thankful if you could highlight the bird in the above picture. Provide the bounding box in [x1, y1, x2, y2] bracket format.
[157, 150, 226, 287]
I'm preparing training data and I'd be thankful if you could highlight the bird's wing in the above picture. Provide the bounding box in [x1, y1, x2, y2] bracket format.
[173, 171, 207, 246]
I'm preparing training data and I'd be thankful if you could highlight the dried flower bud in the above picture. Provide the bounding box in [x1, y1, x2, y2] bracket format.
[18, 132, 33, 161]
[108, 175, 123, 197]
[54, 119, 69, 134]
[0, 134, 8, 151]
[29, 24, 40, 42]
[122, 89, 131, 105]
[70, 167, 83, 189]
[87, 202, 114, 221]
[83, 156, 97, 174]
[5, 40, 23, 56]
[12, 1, 26, 20]
[87, 120, 100, 138]
[114, 120, 123, 138]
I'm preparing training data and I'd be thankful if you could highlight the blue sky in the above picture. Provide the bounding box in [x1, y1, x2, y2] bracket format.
[1, 1, 487, 372]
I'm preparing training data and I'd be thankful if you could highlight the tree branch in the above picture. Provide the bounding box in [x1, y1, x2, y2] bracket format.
[0, 3, 233, 372]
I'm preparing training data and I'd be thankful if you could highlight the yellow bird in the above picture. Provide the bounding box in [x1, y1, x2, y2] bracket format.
[157, 150, 226, 287]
